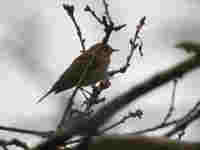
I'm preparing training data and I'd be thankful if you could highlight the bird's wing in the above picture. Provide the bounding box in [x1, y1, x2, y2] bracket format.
[52, 52, 99, 93]
[36, 52, 99, 103]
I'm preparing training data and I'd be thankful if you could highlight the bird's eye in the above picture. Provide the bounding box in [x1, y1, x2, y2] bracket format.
[100, 45, 111, 53]
[104, 46, 110, 51]
[103, 48, 108, 52]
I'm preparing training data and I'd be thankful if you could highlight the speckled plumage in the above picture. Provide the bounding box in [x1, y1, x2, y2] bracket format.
[37, 43, 117, 103]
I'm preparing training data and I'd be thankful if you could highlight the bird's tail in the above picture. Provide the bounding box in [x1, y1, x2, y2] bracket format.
[36, 89, 54, 104]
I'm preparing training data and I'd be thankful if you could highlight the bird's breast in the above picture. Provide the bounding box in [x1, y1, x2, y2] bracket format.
[81, 58, 110, 86]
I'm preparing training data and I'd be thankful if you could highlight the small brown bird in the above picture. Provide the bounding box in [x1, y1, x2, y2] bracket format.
[37, 42, 118, 103]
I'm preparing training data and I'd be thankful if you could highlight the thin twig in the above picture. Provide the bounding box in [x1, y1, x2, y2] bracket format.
[63, 4, 86, 51]
[162, 79, 178, 123]
[84, 5, 103, 24]
[102, 0, 113, 25]
[90, 54, 200, 132]
[0, 125, 53, 138]
[109, 16, 146, 76]
[85, 0, 126, 44]
[128, 120, 178, 135]
[100, 109, 143, 134]
[164, 100, 200, 137]
[129, 100, 200, 136]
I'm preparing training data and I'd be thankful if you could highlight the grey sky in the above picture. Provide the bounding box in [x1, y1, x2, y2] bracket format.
[0, 0, 199, 145]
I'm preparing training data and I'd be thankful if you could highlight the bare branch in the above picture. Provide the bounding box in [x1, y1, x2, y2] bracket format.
[35, 54, 200, 150]
[162, 79, 178, 123]
[129, 120, 178, 135]
[63, 4, 86, 51]
[90, 54, 200, 131]
[164, 101, 200, 137]
[85, 0, 126, 44]
[102, 0, 113, 25]
[109, 16, 146, 76]
[100, 109, 143, 134]
[129, 100, 200, 136]
[0, 125, 53, 138]
[84, 5, 103, 24]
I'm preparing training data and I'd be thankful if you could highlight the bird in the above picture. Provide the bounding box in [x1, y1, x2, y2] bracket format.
[36, 42, 119, 103]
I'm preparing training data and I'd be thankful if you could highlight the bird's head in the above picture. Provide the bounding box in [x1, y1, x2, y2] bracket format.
[89, 43, 119, 57]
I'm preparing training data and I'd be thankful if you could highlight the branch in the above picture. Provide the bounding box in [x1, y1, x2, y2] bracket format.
[128, 100, 200, 136]
[85, 0, 126, 44]
[102, 0, 113, 25]
[84, 5, 103, 25]
[35, 54, 200, 150]
[129, 119, 178, 135]
[90, 54, 200, 130]
[164, 101, 200, 137]
[0, 125, 53, 138]
[63, 4, 86, 51]
[88, 135, 200, 150]
[100, 109, 143, 134]
[109, 16, 146, 76]
[0, 139, 29, 150]
[162, 79, 178, 123]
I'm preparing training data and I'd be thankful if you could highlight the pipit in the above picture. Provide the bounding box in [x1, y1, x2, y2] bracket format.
[37, 42, 118, 103]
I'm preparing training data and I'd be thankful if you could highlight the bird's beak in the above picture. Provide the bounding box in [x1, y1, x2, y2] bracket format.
[112, 49, 120, 52]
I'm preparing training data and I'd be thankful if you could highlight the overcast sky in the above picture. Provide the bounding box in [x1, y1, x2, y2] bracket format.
[0, 0, 200, 145]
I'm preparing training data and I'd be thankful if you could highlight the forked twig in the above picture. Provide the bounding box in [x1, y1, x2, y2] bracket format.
[85, 0, 126, 44]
